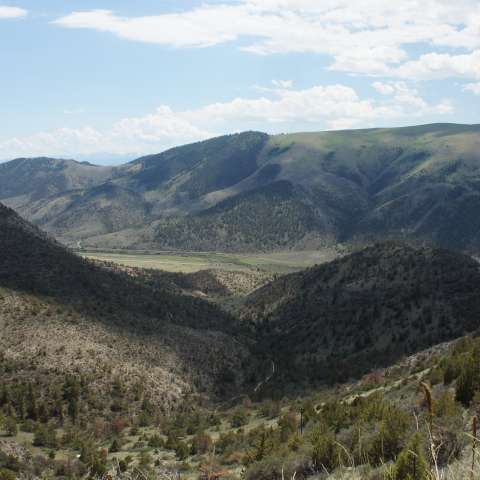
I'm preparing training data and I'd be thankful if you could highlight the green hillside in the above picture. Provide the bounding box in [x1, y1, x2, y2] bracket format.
[2, 124, 480, 253]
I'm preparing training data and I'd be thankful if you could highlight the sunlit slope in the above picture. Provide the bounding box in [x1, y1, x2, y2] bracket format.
[2, 124, 480, 252]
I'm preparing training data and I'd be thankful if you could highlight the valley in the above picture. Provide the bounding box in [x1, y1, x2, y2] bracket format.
[2, 124, 480, 480]
[4, 1, 480, 477]
[79, 247, 342, 274]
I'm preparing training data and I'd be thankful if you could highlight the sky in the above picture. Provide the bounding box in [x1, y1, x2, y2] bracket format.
[0, 0, 479, 163]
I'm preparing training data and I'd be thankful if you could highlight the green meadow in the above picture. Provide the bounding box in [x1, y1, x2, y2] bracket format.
[79, 248, 340, 274]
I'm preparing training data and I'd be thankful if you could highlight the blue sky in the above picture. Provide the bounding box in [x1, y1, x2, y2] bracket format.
[0, 0, 479, 163]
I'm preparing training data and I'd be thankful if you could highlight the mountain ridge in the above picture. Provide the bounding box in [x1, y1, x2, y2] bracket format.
[242, 241, 480, 387]
[0, 202, 254, 403]
[2, 123, 480, 253]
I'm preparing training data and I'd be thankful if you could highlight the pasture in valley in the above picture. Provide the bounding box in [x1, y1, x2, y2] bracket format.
[79, 248, 342, 274]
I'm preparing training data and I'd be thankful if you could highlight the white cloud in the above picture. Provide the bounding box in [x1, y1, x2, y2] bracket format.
[272, 80, 293, 89]
[372, 82, 396, 95]
[53, 1, 480, 79]
[184, 82, 451, 129]
[110, 106, 211, 145]
[0, 82, 453, 160]
[183, 84, 388, 128]
[53, 7, 239, 48]
[464, 83, 480, 95]
[0, 5, 27, 18]
[393, 50, 480, 80]
[0, 108, 212, 159]
[371, 81, 453, 113]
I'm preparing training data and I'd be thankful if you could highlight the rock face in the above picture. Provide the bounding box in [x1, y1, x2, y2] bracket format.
[1, 124, 480, 253]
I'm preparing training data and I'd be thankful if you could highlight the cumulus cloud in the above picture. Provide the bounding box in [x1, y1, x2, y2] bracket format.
[53, 1, 480, 79]
[0, 5, 27, 18]
[110, 106, 211, 146]
[0, 82, 453, 160]
[0, 108, 212, 159]
[372, 81, 452, 113]
[185, 84, 382, 127]
[182, 83, 452, 129]
[393, 51, 480, 80]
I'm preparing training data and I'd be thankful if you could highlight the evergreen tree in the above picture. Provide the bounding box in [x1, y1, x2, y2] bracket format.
[394, 433, 429, 480]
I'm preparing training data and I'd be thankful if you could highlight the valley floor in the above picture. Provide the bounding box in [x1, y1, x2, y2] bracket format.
[78, 247, 342, 274]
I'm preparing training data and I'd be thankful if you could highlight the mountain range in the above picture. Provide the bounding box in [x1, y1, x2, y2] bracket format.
[2, 123, 480, 253]
[3, 123, 480, 479]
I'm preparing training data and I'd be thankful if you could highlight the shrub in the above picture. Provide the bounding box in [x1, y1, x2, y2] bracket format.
[3, 417, 17, 437]
[278, 411, 298, 442]
[33, 423, 57, 448]
[455, 360, 479, 406]
[109, 438, 121, 453]
[246, 430, 274, 464]
[369, 409, 410, 464]
[310, 423, 345, 472]
[428, 367, 443, 386]
[0, 469, 16, 480]
[138, 451, 153, 470]
[245, 454, 310, 480]
[231, 407, 249, 428]
[260, 400, 281, 419]
[175, 441, 190, 460]
[192, 432, 213, 455]
[148, 433, 164, 448]
[90, 457, 107, 478]
[394, 433, 429, 480]
[118, 459, 128, 472]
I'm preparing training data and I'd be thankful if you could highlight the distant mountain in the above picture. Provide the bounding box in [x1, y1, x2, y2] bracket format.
[0, 157, 117, 207]
[0, 202, 252, 403]
[242, 242, 480, 386]
[2, 123, 480, 252]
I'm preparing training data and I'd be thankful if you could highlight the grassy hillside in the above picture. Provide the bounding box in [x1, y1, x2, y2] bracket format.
[124, 131, 268, 200]
[0, 157, 116, 207]
[2, 124, 480, 253]
[263, 124, 480, 251]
